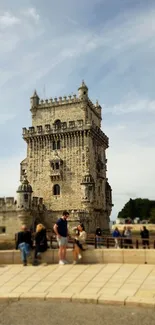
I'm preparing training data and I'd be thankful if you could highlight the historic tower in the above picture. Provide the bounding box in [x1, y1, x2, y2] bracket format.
[21, 81, 112, 231]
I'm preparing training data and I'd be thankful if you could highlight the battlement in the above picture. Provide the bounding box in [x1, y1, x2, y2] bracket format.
[22, 121, 109, 146]
[0, 197, 17, 211]
[0, 196, 44, 212]
[31, 93, 101, 119]
[38, 94, 79, 107]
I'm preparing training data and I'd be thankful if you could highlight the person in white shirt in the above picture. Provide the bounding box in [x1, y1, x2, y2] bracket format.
[72, 223, 87, 264]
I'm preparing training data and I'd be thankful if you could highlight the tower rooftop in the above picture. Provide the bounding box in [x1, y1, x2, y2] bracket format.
[17, 175, 33, 193]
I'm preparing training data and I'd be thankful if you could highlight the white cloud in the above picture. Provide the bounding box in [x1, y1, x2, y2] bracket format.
[103, 97, 155, 115]
[0, 12, 20, 29]
[22, 8, 40, 23]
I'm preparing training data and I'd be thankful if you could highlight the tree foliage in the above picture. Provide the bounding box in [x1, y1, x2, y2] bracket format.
[149, 208, 155, 224]
[117, 198, 155, 221]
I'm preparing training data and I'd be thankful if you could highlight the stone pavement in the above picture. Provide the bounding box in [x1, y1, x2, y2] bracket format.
[0, 263, 155, 307]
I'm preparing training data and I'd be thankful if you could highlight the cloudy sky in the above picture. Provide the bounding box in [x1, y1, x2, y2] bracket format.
[0, 0, 155, 220]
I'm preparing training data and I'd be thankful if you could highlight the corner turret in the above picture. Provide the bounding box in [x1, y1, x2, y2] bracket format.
[16, 175, 33, 209]
[30, 89, 39, 109]
[95, 100, 102, 118]
[78, 80, 88, 100]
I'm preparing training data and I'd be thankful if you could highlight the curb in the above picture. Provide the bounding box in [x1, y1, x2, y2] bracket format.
[0, 294, 154, 308]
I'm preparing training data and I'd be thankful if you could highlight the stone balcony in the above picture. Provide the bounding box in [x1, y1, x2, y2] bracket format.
[50, 169, 62, 181]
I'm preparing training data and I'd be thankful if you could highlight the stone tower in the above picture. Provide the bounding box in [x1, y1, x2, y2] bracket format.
[21, 82, 112, 232]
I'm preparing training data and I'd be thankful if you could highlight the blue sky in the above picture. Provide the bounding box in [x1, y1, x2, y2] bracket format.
[0, 0, 155, 220]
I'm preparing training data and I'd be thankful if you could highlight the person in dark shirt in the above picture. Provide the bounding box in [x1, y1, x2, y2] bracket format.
[53, 210, 69, 265]
[33, 224, 48, 265]
[95, 226, 102, 248]
[16, 225, 33, 266]
[140, 226, 149, 248]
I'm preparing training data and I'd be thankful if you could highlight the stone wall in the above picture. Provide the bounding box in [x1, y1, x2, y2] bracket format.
[0, 210, 21, 238]
[1, 248, 155, 265]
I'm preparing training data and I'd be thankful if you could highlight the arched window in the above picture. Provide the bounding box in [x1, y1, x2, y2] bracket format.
[54, 119, 61, 129]
[57, 140, 60, 150]
[53, 184, 60, 195]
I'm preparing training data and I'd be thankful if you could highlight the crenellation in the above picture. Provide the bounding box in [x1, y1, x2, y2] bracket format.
[0, 198, 5, 206]
[22, 127, 27, 135]
[0, 197, 17, 211]
[29, 126, 35, 134]
[37, 125, 43, 133]
[22, 121, 109, 149]
[35, 94, 83, 110]
[45, 124, 51, 132]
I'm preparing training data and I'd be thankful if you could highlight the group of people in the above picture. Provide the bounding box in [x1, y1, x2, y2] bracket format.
[16, 223, 48, 266]
[16, 210, 87, 266]
[112, 226, 150, 249]
[53, 210, 87, 265]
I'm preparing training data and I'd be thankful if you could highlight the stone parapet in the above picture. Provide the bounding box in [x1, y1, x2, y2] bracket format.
[0, 197, 17, 211]
[0, 248, 155, 265]
[22, 122, 109, 146]
[31, 96, 100, 116]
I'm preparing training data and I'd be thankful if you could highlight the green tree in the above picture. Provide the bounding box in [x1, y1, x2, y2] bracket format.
[149, 208, 155, 224]
[117, 198, 155, 221]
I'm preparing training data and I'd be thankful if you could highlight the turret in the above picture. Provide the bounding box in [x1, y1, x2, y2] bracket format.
[16, 175, 33, 209]
[30, 89, 39, 108]
[95, 100, 102, 118]
[78, 80, 88, 100]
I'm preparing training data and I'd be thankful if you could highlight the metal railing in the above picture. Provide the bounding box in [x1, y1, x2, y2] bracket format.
[46, 232, 155, 249]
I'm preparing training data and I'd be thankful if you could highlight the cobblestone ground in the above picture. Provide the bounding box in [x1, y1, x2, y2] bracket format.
[0, 301, 154, 325]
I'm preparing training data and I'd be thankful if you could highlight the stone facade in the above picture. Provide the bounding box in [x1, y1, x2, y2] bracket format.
[21, 81, 113, 232]
[0, 81, 113, 237]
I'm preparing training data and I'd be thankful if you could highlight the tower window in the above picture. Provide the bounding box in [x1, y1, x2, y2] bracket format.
[52, 140, 60, 150]
[53, 141, 56, 150]
[57, 140, 60, 149]
[0, 227, 6, 234]
[24, 194, 28, 202]
[53, 184, 60, 196]
[55, 162, 59, 170]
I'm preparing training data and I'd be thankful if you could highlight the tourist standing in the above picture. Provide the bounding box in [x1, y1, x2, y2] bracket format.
[95, 226, 102, 248]
[140, 226, 149, 248]
[73, 223, 87, 264]
[33, 224, 48, 265]
[112, 227, 121, 248]
[122, 226, 132, 248]
[53, 210, 69, 265]
[16, 225, 33, 266]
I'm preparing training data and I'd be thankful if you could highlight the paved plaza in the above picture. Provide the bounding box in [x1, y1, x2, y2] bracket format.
[0, 263, 155, 307]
